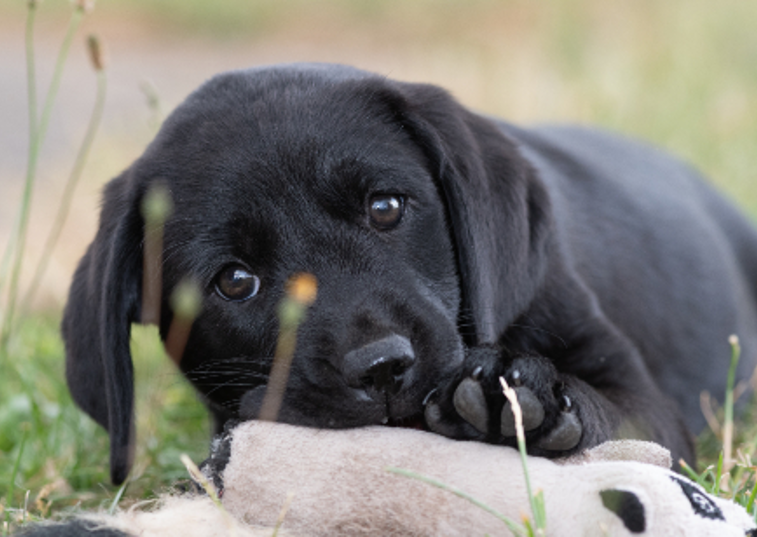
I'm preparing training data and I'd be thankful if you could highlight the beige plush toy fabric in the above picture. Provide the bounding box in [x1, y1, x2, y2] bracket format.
[20, 422, 756, 537]
[215, 422, 754, 536]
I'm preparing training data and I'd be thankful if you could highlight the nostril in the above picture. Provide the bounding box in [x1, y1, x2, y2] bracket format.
[359, 374, 375, 388]
[391, 360, 408, 377]
[343, 334, 415, 399]
[361, 355, 412, 395]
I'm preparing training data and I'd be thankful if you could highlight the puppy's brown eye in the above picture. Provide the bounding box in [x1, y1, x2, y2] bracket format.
[215, 265, 260, 302]
[369, 194, 404, 230]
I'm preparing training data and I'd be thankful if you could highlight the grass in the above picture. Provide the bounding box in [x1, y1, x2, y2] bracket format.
[2, 0, 757, 533]
[1, 317, 209, 531]
[682, 338, 757, 518]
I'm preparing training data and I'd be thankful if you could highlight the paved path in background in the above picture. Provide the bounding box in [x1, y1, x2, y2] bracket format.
[0, 21, 295, 306]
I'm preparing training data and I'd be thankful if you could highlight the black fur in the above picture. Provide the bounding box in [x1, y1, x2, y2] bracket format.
[63, 63, 757, 484]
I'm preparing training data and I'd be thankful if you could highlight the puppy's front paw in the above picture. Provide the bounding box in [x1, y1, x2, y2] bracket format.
[425, 348, 583, 454]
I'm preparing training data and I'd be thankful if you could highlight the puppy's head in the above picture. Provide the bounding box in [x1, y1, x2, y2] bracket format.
[62, 64, 551, 484]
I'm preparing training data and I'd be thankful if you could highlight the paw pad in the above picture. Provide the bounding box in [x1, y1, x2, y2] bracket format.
[453, 377, 489, 433]
[500, 386, 545, 435]
[425, 352, 584, 453]
[535, 410, 582, 451]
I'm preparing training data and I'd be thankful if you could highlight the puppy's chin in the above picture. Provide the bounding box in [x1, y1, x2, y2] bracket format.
[237, 386, 428, 431]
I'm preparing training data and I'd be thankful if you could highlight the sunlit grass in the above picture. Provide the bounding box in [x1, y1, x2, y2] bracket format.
[681, 337, 757, 523]
[0, 317, 208, 530]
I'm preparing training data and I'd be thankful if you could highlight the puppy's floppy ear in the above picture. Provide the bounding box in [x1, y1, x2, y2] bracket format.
[394, 82, 553, 345]
[62, 168, 144, 485]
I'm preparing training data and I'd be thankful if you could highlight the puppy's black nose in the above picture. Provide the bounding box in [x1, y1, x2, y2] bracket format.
[343, 334, 415, 401]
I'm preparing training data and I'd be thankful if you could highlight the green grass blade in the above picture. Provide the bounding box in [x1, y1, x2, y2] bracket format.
[35, 6, 86, 152]
[25, 1, 38, 141]
[23, 63, 107, 307]
[108, 480, 129, 516]
[516, 431, 546, 531]
[532, 490, 547, 533]
[387, 467, 527, 536]
[746, 475, 757, 514]
[4, 426, 29, 530]
[722, 335, 740, 471]
[679, 459, 702, 482]
[0, 1, 37, 303]
[501, 377, 547, 534]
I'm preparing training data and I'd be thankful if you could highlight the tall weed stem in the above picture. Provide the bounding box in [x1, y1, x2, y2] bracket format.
[258, 274, 318, 422]
[500, 377, 547, 536]
[23, 37, 107, 308]
[0, 2, 38, 293]
[0, 3, 89, 349]
[723, 335, 740, 473]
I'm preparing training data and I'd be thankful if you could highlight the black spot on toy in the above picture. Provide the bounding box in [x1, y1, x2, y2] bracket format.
[600, 488, 646, 533]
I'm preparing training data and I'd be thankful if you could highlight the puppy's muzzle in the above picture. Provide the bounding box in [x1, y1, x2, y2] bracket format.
[343, 334, 415, 402]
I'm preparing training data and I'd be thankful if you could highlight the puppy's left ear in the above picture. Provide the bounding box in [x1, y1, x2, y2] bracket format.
[394, 82, 553, 345]
[62, 168, 144, 485]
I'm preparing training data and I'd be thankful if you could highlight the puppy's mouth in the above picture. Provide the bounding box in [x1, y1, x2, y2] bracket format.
[385, 415, 427, 430]
[379, 388, 434, 430]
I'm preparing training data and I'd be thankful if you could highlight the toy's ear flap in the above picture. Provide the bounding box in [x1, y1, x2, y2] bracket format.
[395, 82, 553, 345]
[62, 168, 144, 485]
[600, 488, 647, 533]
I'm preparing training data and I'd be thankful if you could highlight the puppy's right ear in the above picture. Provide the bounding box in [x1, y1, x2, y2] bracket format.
[62, 168, 144, 485]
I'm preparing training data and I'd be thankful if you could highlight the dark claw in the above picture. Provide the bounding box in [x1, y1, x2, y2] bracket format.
[500, 386, 545, 436]
[471, 366, 483, 381]
[422, 388, 438, 406]
[453, 377, 489, 433]
[535, 410, 582, 451]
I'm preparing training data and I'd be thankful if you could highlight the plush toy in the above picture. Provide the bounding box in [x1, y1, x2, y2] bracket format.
[18, 422, 757, 536]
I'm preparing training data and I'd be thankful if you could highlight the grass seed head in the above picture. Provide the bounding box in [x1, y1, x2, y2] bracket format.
[287, 273, 318, 306]
[74, 0, 95, 13]
[86, 34, 105, 71]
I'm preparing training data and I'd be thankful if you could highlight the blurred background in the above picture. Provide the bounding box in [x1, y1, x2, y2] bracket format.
[1, 0, 757, 518]
[2, 0, 757, 310]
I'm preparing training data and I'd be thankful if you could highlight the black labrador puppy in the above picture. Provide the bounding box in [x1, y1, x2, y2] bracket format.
[62, 63, 757, 485]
